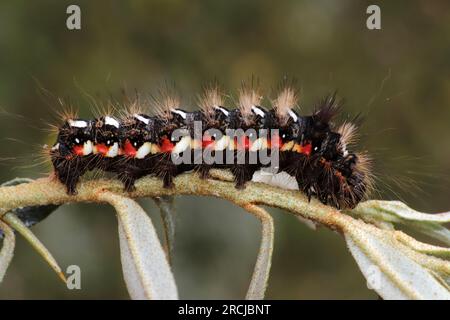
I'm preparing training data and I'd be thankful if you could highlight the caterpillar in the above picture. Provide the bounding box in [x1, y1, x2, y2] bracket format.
[49, 82, 373, 209]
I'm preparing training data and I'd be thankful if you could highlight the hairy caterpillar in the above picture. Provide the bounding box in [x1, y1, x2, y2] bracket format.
[49, 82, 373, 209]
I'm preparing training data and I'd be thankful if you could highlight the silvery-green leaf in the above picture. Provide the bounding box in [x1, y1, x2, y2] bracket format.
[404, 222, 450, 248]
[2, 212, 66, 283]
[244, 205, 274, 300]
[0, 220, 15, 283]
[345, 226, 450, 300]
[352, 201, 450, 246]
[357, 201, 450, 223]
[154, 196, 176, 265]
[101, 193, 178, 300]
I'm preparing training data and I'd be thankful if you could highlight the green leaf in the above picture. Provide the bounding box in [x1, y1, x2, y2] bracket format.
[351, 200, 450, 246]
[154, 196, 176, 265]
[99, 192, 178, 300]
[344, 218, 450, 299]
[2, 212, 66, 283]
[0, 220, 15, 283]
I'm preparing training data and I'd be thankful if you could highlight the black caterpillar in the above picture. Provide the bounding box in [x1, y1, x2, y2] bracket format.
[49, 83, 372, 209]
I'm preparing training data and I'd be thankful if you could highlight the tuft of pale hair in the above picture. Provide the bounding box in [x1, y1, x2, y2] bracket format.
[238, 81, 263, 125]
[44, 99, 79, 135]
[152, 89, 181, 120]
[198, 83, 224, 123]
[55, 98, 78, 123]
[91, 101, 117, 120]
[272, 86, 298, 126]
[118, 97, 149, 122]
[337, 122, 358, 148]
[355, 151, 375, 197]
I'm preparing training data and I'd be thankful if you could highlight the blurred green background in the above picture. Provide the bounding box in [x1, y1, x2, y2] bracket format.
[0, 0, 449, 299]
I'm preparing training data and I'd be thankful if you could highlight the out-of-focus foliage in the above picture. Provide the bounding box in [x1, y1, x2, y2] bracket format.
[0, 0, 449, 299]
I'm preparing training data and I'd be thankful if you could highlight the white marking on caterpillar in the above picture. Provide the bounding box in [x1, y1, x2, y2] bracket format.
[214, 136, 230, 151]
[251, 106, 265, 118]
[250, 137, 267, 152]
[136, 142, 152, 159]
[172, 136, 191, 154]
[190, 139, 202, 149]
[68, 120, 88, 128]
[83, 140, 93, 155]
[105, 142, 118, 157]
[51, 143, 60, 151]
[288, 110, 298, 122]
[134, 114, 150, 124]
[214, 106, 229, 116]
[171, 109, 187, 119]
[342, 142, 348, 156]
[105, 116, 120, 128]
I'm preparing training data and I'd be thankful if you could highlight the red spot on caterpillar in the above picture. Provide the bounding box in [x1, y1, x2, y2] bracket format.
[95, 143, 108, 156]
[160, 137, 174, 153]
[72, 145, 84, 156]
[302, 143, 312, 155]
[202, 133, 214, 148]
[123, 140, 137, 157]
[235, 136, 250, 150]
[269, 134, 282, 149]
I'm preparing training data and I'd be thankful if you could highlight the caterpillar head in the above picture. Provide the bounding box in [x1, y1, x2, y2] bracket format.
[52, 119, 94, 157]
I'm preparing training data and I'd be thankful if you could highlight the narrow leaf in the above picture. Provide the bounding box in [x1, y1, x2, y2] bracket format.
[345, 226, 450, 299]
[352, 200, 450, 246]
[2, 212, 66, 283]
[243, 205, 274, 300]
[356, 201, 450, 223]
[0, 220, 15, 283]
[154, 196, 176, 265]
[99, 192, 178, 300]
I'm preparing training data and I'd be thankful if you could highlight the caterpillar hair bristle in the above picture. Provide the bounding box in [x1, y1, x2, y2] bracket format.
[355, 151, 375, 197]
[337, 122, 358, 150]
[273, 85, 299, 126]
[55, 100, 78, 124]
[313, 92, 341, 124]
[152, 85, 181, 121]
[91, 100, 117, 120]
[238, 80, 263, 125]
[198, 83, 225, 125]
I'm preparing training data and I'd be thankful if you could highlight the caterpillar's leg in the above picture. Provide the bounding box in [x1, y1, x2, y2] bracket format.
[119, 173, 137, 192]
[161, 172, 173, 188]
[65, 175, 79, 195]
[232, 151, 255, 188]
[198, 164, 212, 179]
[53, 158, 81, 195]
[232, 164, 253, 189]
[156, 155, 177, 189]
